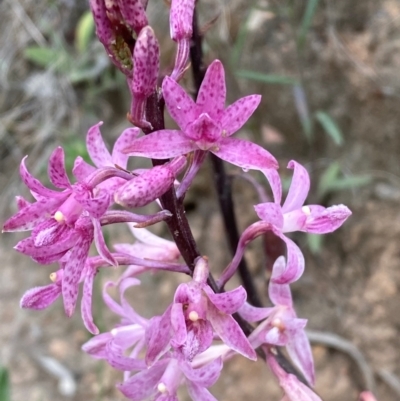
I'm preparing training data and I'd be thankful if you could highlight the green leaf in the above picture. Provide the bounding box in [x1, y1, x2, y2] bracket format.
[315, 111, 344, 146]
[0, 366, 10, 401]
[298, 0, 321, 49]
[318, 162, 372, 197]
[76, 11, 95, 53]
[293, 85, 313, 140]
[236, 70, 298, 85]
[24, 47, 64, 69]
[326, 175, 372, 192]
[307, 233, 324, 255]
[317, 162, 341, 198]
[230, 14, 251, 67]
[63, 136, 91, 175]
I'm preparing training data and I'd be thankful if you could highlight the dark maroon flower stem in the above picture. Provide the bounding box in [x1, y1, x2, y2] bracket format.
[189, 8, 262, 307]
[187, 7, 310, 386]
[143, 91, 219, 292]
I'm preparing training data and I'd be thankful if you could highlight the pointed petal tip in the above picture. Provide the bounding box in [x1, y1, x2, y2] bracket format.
[64, 305, 75, 318]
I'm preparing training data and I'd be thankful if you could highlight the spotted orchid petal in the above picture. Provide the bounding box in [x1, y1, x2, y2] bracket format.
[112, 127, 141, 168]
[263, 168, 283, 204]
[20, 157, 66, 198]
[15, 195, 31, 210]
[186, 382, 219, 401]
[32, 221, 73, 250]
[117, 0, 148, 34]
[269, 256, 293, 307]
[131, 26, 159, 99]
[145, 308, 173, 366]
[81, 266, 99, 334]
[282, 161, 310, 214]
[124, 130, 196, 158]
[117, 360, 169, 401]
[114, 165, 176, 208]
[205, 285, 247, 315]
[207, 303, 256, 361]
[238, 302, 274, 323]
[48, 147, 71, 189]
[86, 122, 113, 167]
[303, 204, 352, 234]
[196, 60, 226, 120]
[62, 236, 92, 317]
[20, 282, 61, 310]
[170, 0, 195, 41]
[254, 202, 284, 229]
[72, 156, 96, 182]
[106, 340, 147, 371]
[77, 191, 111, 218]
[221, 95, 261, 136]
[162, 76, 197, 131]
[15, 232, 79, 262]
[3, 197, 64, 232]
[93, 218, 117, 266]
[267, 353, 321, 401]
[181, 357, 223, 387]
[82, 332, 113, 359]
[271, 230, 305, 285]
[170, 302, 187, 346]
[286, 327, 315, 386]
[213, 137, 278, 171]
[89, 0, 114, 50]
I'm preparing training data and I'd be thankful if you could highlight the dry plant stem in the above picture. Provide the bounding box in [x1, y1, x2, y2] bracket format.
[377, 369, 400, 397]
[189, 8, 262, 307]
[307, 330, 376, 392]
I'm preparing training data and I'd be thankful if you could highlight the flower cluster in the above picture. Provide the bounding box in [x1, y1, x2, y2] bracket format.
[2, 1, 356, 401]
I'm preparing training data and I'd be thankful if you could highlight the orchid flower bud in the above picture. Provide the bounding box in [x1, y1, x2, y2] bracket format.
[169, 0, 195, 80]
[129, 26, 160, 128]
[267, 351, 322, 401]
[114, 156, 186, 208]
[117, 0, 148, 35]
[89, 0, 148, 75]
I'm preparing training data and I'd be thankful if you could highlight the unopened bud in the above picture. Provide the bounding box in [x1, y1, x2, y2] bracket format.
[169, 0, 195, 80]
[118, 0, 148, 35]
[114, 157, 185, 208]
[129, 26, 160, 128]
[114, 166, 175, 208]
[132, 26, 160, 98]
[192, 257, 209, 285]
[170, 0, 195, 41]
[90, 0, 149, 74]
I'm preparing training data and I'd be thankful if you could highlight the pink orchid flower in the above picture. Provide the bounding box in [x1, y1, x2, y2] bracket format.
[124, 60, 279, 198]
[219, 160, 351, 286]
[254, 160, 351, 283]
[242, 257, 315, 386]
[145, 258, 256, 366]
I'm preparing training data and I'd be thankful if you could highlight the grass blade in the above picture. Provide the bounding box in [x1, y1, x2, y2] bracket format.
[315, 111, 344, 146]
[236, 70, 298, 85]
[0, 366, 10, 401]
[298, 0, 321, 49]
[76, 11, 94, 53]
